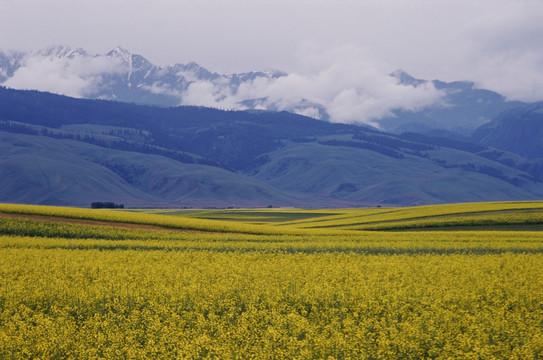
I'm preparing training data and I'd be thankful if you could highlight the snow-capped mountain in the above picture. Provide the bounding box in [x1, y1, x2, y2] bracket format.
[0, 46, 526, 134]
[0, 46, 286, 107]
[0, 50, 25, 82]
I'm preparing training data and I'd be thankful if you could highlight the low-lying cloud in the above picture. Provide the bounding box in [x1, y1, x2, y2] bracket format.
[458, 4, 543, 102]
[3, 50, 122, 98]
[180, 47, 445, 127]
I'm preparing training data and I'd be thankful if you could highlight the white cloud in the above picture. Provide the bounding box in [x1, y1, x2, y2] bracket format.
[181, 81, 247, 110]
[176, 70, 201, 84]
[180, 46, 445, 127]
[293, 107, 322, 120]
[3, 52, 122, 98]
[142, 82, 183, 98]
[452, 2, 543, 102]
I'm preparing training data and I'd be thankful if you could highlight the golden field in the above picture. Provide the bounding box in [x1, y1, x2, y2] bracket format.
[1, 202, 542, 359]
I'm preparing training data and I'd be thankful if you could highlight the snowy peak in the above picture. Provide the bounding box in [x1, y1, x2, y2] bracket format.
[107, 46, 132, 63]
[0, 51, 22, 80]
[103, 47, 159, 87]
[105, 47, 151, 67]
[390, 70, 426, 87]
[0, 46, 301, 109]
[37, 45, 87, 59]
[175, 61, 219, 82]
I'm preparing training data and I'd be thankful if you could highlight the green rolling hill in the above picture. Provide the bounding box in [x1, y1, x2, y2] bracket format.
[1, 87, 542, 207]
[253, 141, 541, 206]
[0, 132, 309, 207]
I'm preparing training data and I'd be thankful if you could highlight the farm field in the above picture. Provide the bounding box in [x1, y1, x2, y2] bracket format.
[1, 202, 543, 359]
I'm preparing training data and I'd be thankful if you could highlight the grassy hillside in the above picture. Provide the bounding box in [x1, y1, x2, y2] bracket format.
[0, 132, 159, 206]
[1, 87, 542, 207]
[0, 131, 308, 208]
[253, 141, 542, 206]
[472, 102, 543, 159]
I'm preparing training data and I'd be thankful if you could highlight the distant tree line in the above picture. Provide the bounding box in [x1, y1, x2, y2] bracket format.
[91, 202, 124, 209]
[354, 132, 435, 152]
[0, 120, 198, 165]
[399, 132, 484, 153]
[318, 140, 405, 159]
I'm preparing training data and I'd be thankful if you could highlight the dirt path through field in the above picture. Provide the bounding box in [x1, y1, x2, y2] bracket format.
[0, 212, 210, 233]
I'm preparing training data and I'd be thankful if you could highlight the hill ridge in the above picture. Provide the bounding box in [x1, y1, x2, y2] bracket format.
[1, 87, 542, 207]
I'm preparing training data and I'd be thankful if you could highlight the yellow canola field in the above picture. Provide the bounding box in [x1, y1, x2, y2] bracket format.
[268, 201, 543, 230]
[1, 203, 543, 359]
[0, 203, 288, 235]
[2, 249, 542, 359]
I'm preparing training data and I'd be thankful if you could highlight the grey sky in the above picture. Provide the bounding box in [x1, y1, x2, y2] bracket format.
[1, 0, 543, 102]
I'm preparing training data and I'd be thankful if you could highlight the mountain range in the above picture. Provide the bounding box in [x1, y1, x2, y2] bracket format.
[0, 46, 528, 135]
[0, 85, 542, 208]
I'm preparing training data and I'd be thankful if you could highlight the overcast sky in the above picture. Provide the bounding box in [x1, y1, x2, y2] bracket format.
[1, 0, 543, 103]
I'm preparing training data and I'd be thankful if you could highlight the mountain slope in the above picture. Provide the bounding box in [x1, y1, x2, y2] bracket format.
[0, 131, 309, 207]
[252, 141, 541, 206]
[1, 87, 542, 207]
[472, 102, 543, 159]
[381, 72, 525, 134]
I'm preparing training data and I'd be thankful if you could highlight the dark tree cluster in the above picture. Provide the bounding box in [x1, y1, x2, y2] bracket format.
[91, 202, 124, 209]
[319, 139, 404, 159]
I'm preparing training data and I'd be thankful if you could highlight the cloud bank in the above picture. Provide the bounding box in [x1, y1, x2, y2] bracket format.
[460, 5, 543, 102]
[180, 47, 445, 127]
[3, 49, 123, 98]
